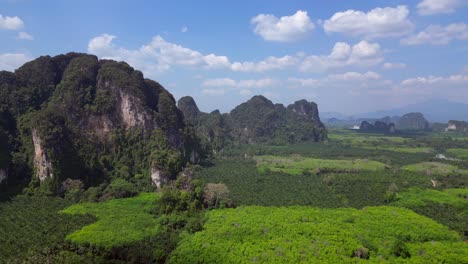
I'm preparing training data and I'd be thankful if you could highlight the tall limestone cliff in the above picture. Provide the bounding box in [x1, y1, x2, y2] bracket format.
[0, 53, 201, 193]
[178, 95, 327, 149]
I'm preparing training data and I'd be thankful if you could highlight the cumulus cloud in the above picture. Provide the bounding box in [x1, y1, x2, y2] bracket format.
[231, 55, 299, 72]
[328, 71, 381, 81]
[0, 14, 24, 30]
[201, 78, 278, 96]
[401, 74, 468, 86]
[300, 41, 384, 72]
[202, 78, 277, 88]
[401, 23, 468, 45]
[0, 53, 31, 71]
[323, 5, 414, 39]
[88, 34, 231, 75]
[288, 77, 320, 87]
[382, 62, 406, 70]
[181, 26, 188, 33]
[251, 10, 314, 42]
[392, 73, 468, 102]
[417, 0, 463, 15]
[17, 31, 33, 40]
[87, 34, 389, 78]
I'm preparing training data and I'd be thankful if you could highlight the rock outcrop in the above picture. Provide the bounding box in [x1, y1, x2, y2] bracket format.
[178, 96, 201, 123]
[178, 95, 327, 148]
[397, 112, 430, 131]
[360, 120, 396, 134]
[151, 167, 165, 188]
[32, 129, 53, 182]
[0, 53, 200, 193]
[287, 99, 325, 129]
[447, 120, 468, 132]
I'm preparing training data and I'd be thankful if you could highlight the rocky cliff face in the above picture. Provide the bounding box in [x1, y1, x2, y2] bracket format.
[397, 112, 430, 131]
[32, 129, 53, 182]
[0, 53, 198, 193]
[178, 95, 327, 147]
[287, 99, 325, 129]
[447, 120, 468, 132]
[178, 96, 201, 123]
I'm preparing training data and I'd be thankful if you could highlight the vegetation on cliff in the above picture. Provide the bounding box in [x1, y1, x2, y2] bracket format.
[177, 95, 327, 151]
[0, 53, 205, 195]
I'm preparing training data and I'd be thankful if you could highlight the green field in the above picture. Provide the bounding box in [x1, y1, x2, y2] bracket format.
[447, 148, 468, 159]
[170, 206, 467, 263]
[391, 188, 468, 234]
[403, 162, 468, 176]
[254, 155, 388, 175]
[61, 192, 160, 248]
[361, 146, 434, 154]
[393, 188, 468, 208]
[328, 132, 408, 144]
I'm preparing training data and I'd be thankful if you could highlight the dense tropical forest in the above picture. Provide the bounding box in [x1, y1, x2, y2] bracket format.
[0, 54, 467, 263]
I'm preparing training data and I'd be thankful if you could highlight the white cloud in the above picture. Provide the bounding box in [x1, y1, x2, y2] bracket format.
[231, 55, 298, 72]
[202, 78, 278, 88]
[383, 62, 406, 70]
[401, 23, 468, 45]
[393, 73, 468, 102]
[300, 41, 384, 72]
[417, 0, 462, 15]
[0, 53, 31, 71]
[237, 78, 277, 88]
[88, 34, 390, 75]
[323, 5, 414, 39]
[88, 34, 231, 75]
[181, 26, 188, 33]
[329, 71, 381, 81]
[202, 78, 237, 87]
[401, 74, 468, 86]
[201, 88, 225, 96]
[17, 31, 33, 40]
[251, 10, 314, 42]
[288, 77, 320, 87]
[0, 14, 23, 30]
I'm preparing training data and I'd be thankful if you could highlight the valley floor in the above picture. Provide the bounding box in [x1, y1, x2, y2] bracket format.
[1, 129, 467, 263]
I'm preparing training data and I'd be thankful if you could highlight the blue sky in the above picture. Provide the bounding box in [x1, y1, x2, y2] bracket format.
[1, 0, 468, 114]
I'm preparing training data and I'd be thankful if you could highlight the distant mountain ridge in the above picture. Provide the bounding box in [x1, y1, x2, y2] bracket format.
[357, 99, 468, 122]
[324, 99, 468, 123]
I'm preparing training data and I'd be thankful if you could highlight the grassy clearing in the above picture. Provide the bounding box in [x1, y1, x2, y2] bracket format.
[447, 148, 468, 159]
[361, 146, 433, 154]
[61, 192, 159, 249]
[393, 188, 468, 208]
[403, 162, 468, 176]
[254, 155, 388, 175]
[169, 206, 467, 264]
[328, 133, 408, 144]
